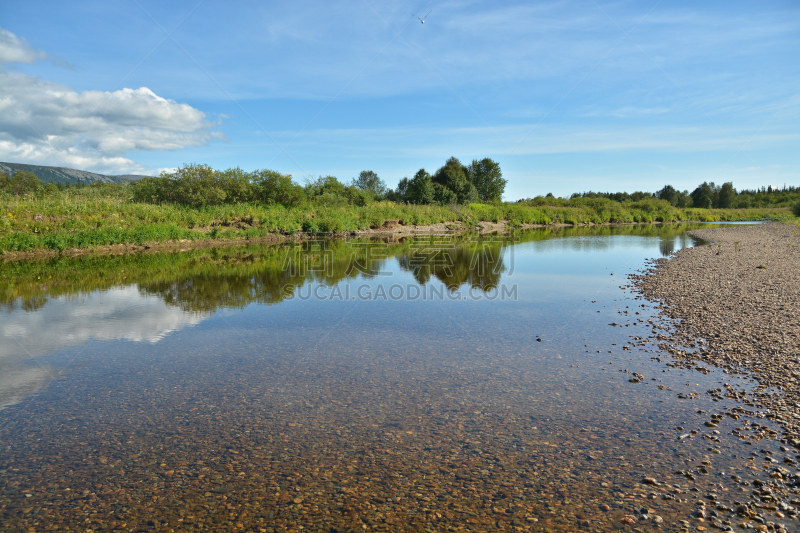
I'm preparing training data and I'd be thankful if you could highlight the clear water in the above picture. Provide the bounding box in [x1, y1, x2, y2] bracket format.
[0, 224, 787, 532]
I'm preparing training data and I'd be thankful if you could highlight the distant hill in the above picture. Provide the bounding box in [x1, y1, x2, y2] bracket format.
[0, 162, 150, 186]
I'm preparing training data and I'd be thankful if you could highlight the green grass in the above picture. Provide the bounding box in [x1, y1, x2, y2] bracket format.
[0, 187, 794, 254]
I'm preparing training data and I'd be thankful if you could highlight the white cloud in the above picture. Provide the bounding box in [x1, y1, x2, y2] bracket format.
[0, 27, 223, 174]
[0, 27, 48, 64]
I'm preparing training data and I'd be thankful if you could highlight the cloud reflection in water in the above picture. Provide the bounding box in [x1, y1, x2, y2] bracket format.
[0, 286, 208, 409]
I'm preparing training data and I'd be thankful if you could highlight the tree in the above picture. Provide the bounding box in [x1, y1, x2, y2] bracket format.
[461, 183, 480, 204]
[0, 170, 42, 196]
[352, 170, 387, 197]
[130, 176, 172, 204]
[169, 164, 227, 207]
[717, 182, 736, 209]
[656, 185, 678, 206]
[253, 170, 305, 206]
[392, 177, 410, 202]
[343, 186, 373, 207]
[432, 157, 467, 188]
[432, 157, 475, 204]
[690, 182, 715, 209]
[216, 166, 254, 204]
[406, 169, 434, 204]
[305, 176, 347, 198]
[468, 158, 506, 202]
[675, 190, 691, 208]
[432, 182, 457, 205]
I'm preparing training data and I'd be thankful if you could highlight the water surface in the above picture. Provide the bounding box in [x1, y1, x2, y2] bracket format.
[0, 224, 788, 532]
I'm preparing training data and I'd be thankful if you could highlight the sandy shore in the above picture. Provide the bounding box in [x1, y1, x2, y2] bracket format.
[631, 222, 800, 444]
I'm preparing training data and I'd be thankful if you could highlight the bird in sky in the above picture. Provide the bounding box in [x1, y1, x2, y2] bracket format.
[412, 10, 432, 24]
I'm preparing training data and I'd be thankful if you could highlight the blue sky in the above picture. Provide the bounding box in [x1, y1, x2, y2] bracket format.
[0, 0, 797, 199]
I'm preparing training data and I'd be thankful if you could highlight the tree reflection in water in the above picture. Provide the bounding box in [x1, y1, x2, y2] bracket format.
[1, 223, 712, 315]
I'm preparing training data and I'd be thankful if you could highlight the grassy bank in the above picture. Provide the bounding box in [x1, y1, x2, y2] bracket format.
[0, 186, 793, 254]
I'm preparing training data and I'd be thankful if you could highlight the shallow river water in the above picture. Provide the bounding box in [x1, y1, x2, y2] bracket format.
[0, 224, 792, 532]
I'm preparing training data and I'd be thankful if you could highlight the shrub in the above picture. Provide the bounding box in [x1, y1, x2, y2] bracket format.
[130, 176, 172, 203]
[305, 176, 347, 198]
[0, 170, 42, 196]
[314, 192, 350, 208]
[343, 187, 373, 207]
[432, 182, 457, 205]
[169, 165, 232, 207]
[130, 166, 236, 207]
[793, 201, 800, 217]
[253, 170, 306, 206]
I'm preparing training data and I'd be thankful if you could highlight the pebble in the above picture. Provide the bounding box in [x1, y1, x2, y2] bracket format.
[631, 223, 800, 531]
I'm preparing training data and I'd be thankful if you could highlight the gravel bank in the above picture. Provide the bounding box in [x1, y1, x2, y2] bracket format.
[629, 223, 800, 530]
[632, 222, 800, 441]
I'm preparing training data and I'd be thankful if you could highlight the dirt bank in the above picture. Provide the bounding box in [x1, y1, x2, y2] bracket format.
[0, 219, 622, 262]
[631, 222, 800, 444]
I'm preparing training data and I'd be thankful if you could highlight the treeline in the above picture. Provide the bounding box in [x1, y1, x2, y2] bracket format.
[389, 157, 505, 204]
[127, 157, 506, 208]
[555, 182, 800, 210]
[0, 170, 120, 197]
[0, 157, 506, 208]
[2, 164, 798, 217]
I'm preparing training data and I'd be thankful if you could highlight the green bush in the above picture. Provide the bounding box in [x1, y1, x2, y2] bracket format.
[169, 165, 236, 207]
[343, 187, 373, 207]
[305, 176, 346, 198]
[433, 182, 457, 205]
[253, 169, 306, 206]
[130, 176, 173, 203]
[0, 170, 42, 196]
[304, 176, 373, 207]
[130, 165, 300, 208]
[314, 192, 350, 208]
[793, 201, 800, 217]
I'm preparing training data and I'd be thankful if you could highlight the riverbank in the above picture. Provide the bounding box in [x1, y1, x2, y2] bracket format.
[1, 212, 793, 262]
[1, 185, 792, 257]
[631, 222, 800, 441]
[0, 219, 690, 261]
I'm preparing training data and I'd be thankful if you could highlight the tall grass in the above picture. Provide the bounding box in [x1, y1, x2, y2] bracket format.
[0, 187, 793, 253]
